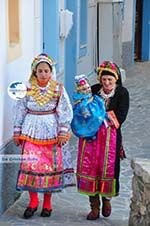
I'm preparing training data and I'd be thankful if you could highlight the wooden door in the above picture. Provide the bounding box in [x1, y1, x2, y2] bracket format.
[134, 0, 143, 61]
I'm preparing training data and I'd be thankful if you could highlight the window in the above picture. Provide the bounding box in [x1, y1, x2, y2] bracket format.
[7, 0, 21, 61]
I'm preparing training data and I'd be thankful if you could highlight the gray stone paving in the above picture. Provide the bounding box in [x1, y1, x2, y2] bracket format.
[0, 62, 150, 226]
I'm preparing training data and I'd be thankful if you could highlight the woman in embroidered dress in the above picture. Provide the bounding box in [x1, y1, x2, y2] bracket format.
[13, 53, 74, 219]
[76, 61, 129, 220]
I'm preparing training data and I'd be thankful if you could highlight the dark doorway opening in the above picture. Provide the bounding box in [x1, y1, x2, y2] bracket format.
[134, 0, 143, 61]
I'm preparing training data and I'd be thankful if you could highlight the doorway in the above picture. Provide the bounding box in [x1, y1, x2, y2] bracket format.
[134, 0, 143, 61]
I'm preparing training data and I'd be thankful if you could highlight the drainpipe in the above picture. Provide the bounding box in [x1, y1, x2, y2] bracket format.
[97, 1, 100, 67]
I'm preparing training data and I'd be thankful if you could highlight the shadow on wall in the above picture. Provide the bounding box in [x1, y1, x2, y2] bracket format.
[0, 141, 20, 215]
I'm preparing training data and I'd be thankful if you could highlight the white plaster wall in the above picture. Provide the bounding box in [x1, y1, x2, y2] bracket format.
[122, 0, 134, 42]
[98, 3, 113, 64]
[0, 1, 7, 147]
[0, 0, 42, 146]
[34, 0, 43, 55]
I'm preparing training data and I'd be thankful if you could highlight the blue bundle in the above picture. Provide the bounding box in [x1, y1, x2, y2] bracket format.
[71, 93, 106, 138]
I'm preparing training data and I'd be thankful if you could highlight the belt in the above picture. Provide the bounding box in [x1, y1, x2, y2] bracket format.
[27, 109, 56, 115]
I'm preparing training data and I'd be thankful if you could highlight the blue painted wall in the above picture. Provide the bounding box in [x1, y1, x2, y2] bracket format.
[43, 0, 59, 68]
[142, 0, 150, 60]
[64, 0, 78, 102]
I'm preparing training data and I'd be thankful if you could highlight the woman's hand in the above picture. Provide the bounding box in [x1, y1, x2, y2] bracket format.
[120, 149, 126, 160]
[13, 136, 21, 146]
[107, 119, 114, 127]
[57, 137, 67, 147]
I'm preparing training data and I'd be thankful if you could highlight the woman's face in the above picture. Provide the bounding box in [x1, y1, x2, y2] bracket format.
[36, 62, 52, 83]
[101, 75, 116, 92]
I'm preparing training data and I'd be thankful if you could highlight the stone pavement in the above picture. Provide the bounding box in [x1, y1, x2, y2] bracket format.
[0, 62, 150, 226]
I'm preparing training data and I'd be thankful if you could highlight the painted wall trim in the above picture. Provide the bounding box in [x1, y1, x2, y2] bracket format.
[64, 0, 78, 101]
[43, 0, 59, 68]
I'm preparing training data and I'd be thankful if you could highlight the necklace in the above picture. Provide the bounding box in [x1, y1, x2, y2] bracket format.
[27, 77, 60, 106]
[98, 86, 116, 108]
[99, 87, 115, 100]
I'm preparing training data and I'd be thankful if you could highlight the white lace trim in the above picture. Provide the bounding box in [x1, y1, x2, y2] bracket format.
[99, 86, 116, 100]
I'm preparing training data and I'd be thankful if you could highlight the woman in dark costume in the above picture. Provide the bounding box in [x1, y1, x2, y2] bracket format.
[76, 61, 129, 220]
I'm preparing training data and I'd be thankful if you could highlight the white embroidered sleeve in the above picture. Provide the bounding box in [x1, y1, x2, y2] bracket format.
[13, 97, 27, 135]
[56, 87, 73, 137]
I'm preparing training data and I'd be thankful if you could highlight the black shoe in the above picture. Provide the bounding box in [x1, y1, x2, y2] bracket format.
[23, 207, 37, 219]
[40, 208, 52, 217]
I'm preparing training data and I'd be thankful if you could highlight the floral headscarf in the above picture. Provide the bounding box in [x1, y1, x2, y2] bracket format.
[97, 61, 122, 86]
[31, 53, 55, 72]
[97, 61, 120, 80]
[29, 53, 56, 82]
